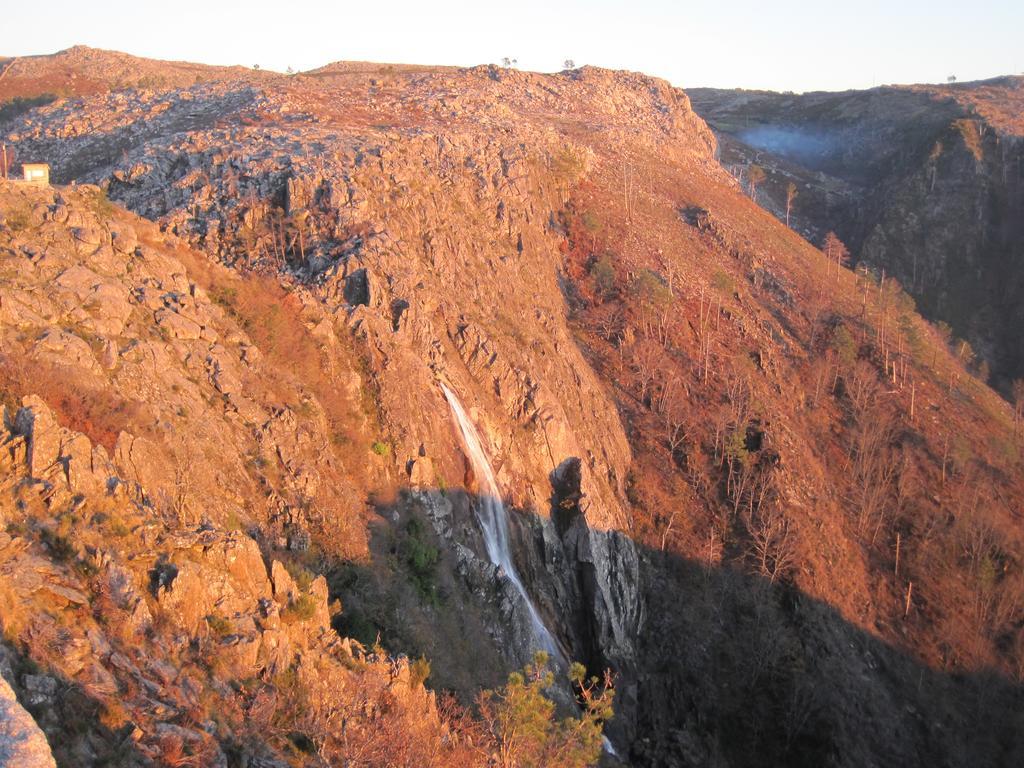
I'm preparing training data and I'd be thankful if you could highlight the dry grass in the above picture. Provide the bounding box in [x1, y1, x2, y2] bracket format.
[953, 119, 984, 162]
[0, 352, 145, 452]
[557, 126, 1024, 681]
[174, 245, 369, 447]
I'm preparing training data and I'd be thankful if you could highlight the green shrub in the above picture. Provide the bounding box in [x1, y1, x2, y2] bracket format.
[831, 325, 857, 368]
[478, 652, 613, 768]
[40, 528, 76, 561]
[631, 268, 671, 308]
[0, 94, 56, 123]
[206, 613, 232, 637]
[580, 211, 601, 233]
[712, 269, 735, 296]
[225, 509, 244, 532]
[209, 285, 238, 311]
[89, 189, 117, 220]
[724, 429, 750, 464]
[285, 561, 315, 592]
[107, 515, 130, 537]
[371, 441, 390, 457]
[3, 200, 32, 232]
[409, 656, 431, 689]
[332, 609, 380, 647]
[400, 518, 440, 601]
[551, 147, 585, 184]
[282, 594, 318, 624]
[590, 254, 616, 298]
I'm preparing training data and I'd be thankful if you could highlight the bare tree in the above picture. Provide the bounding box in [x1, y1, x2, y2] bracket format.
[744, 493, 796, 583]
[724, 355, 755, 427]
[747, 164, 767, 200]
[845, 359, 880, 416]
[163, 451, 197, 526]
[785, 182, 798, 227]
[590, 304, 624, 345]
[630, 339, 663, 407]
[654, 366, 683, 415]
[822, 231, 849, 281]
[696, 285, 720, 383]
[845, 362, 898, 540]
[806, 282, 829, 350]
[659, 502, 684, 553]
[563, 59, 575, 70]
[663, 399, 689, 466]
[287, 210, 310, 266]
[723, 429, 757, 519]
[622, 160, 636, 224]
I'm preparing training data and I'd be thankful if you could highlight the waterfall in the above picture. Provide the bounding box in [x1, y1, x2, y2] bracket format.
[440, 383, 560, 659]
[441, 383, 621, 759]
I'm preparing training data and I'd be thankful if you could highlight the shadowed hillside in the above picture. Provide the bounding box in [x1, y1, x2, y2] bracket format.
[690, 77, 1024, 391]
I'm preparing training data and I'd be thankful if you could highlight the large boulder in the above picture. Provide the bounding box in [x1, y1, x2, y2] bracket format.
[0, 676, 56, 768]
[12, 397, 62, 478]
[156, 532, 272, 635]
[110, 224, 137, 254]
[154, 308, 202, 340]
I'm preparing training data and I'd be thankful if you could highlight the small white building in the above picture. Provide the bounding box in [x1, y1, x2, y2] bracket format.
[21, 163, 49, 184]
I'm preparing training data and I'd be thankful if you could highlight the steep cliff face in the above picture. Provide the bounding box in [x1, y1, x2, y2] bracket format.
[690, 77, 1024, 388]
[0, 184, 454, 766]
[860, 121, 1024, 379]
[1, 58, 714, 756]
[2, 51, 1024, 767]
[5, 66, 673, 530]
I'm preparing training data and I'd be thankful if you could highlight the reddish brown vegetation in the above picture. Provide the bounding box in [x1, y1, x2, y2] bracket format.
[175, 243, 374, 457]
[0, 352, 143, 452]
[556, 145, 1024, 682]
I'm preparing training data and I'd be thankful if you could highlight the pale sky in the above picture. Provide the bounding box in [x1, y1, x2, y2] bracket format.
[5, 0, 1022, 92]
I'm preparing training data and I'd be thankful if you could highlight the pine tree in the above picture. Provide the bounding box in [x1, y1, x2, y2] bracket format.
[478, 652, 614, 768]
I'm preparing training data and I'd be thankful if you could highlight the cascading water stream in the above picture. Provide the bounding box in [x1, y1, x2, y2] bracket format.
[440, 383, 561, 660]
[441, 383, 619, 758]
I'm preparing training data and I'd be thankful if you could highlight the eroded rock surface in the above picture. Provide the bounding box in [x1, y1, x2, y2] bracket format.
[0, 675, 56, 768]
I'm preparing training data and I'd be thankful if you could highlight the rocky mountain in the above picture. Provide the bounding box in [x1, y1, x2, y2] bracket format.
[0, 48, 1022, 766]
[0, 46, 269, 99]
[689, 77, 1024, 391]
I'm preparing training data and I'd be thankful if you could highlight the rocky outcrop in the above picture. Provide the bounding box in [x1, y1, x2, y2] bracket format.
[0, 676, 56, 768]
[546, 457, 643, 742]
[0, 45, 269, 104]
[1, 60, 719, 537]
[0, 390, 443, 766]
[0, 181, 369, 557]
